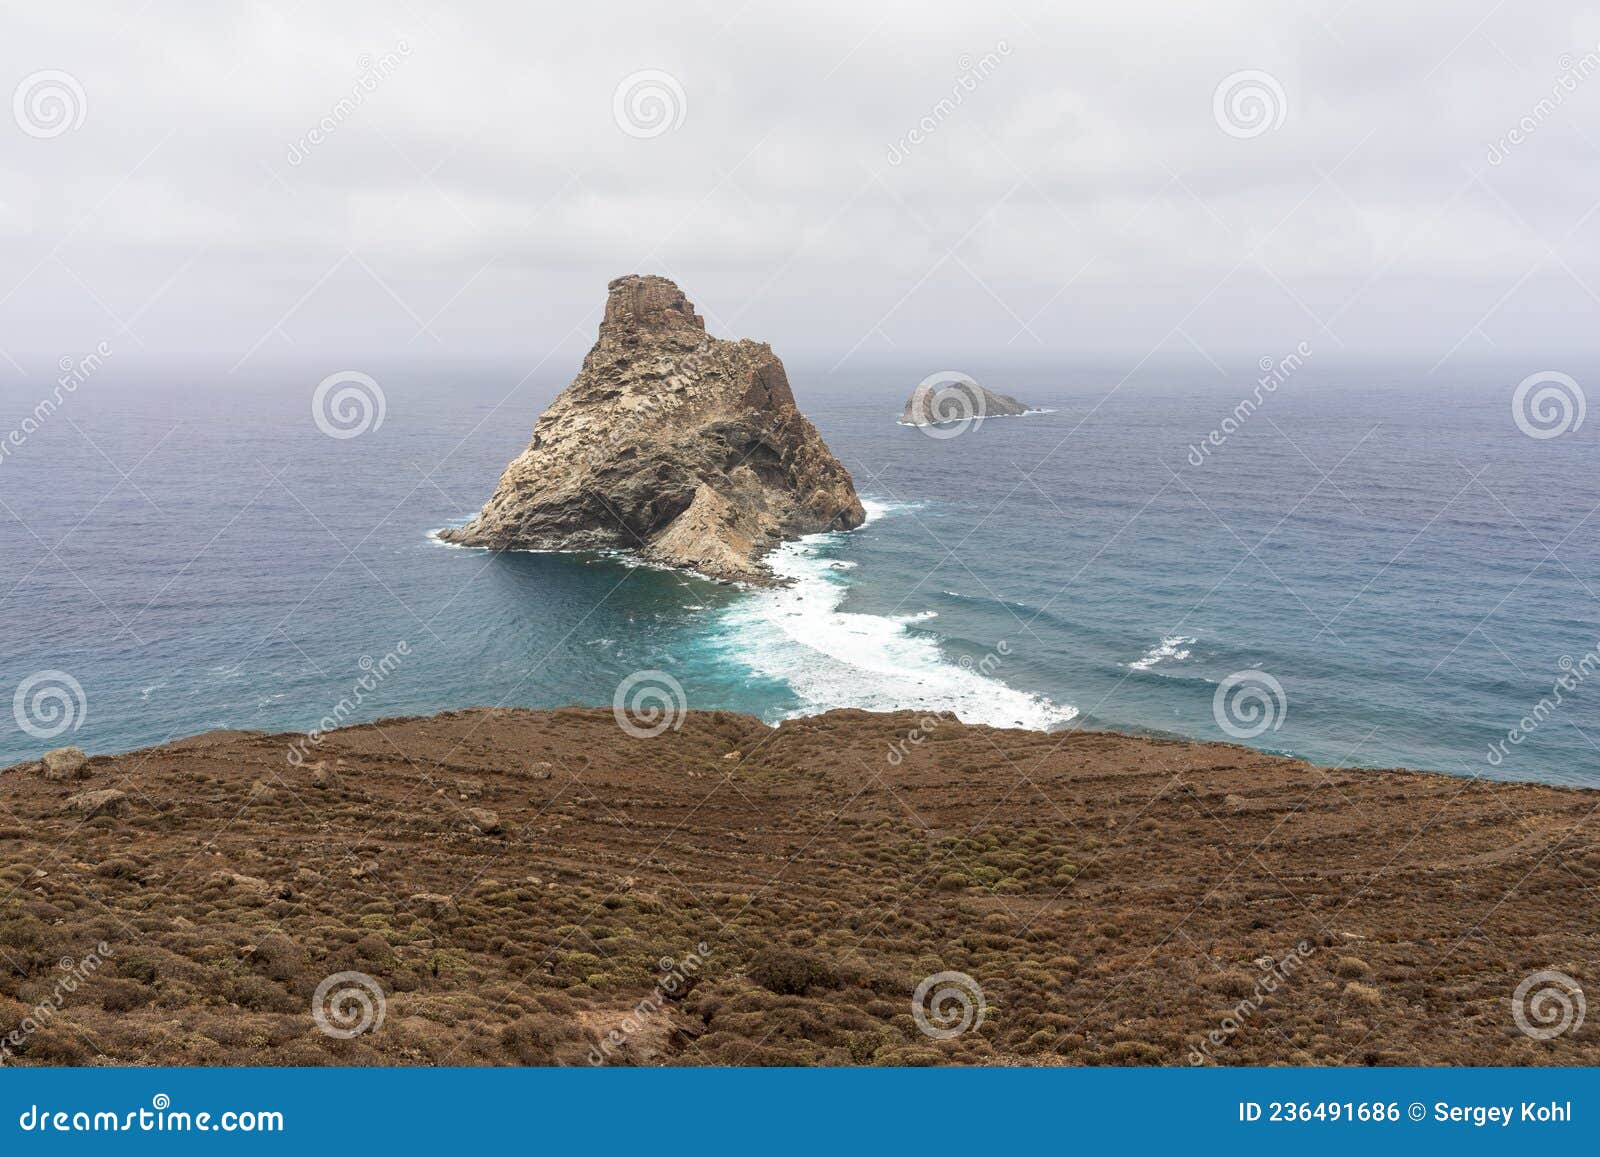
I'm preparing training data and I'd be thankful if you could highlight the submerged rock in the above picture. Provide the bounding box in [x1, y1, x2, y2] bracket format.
[440, 275, 865, 582]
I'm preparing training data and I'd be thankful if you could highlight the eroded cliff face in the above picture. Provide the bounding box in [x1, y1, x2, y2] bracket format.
[439, 275, 865, 582]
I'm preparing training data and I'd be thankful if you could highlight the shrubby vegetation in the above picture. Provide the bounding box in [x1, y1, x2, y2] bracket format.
[0, 707, 1595, 1066]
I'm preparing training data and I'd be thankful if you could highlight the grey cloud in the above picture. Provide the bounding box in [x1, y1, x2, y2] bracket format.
[1, 0, 1598, 376]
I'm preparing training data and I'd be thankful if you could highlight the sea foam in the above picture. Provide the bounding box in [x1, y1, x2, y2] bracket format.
[1127, 634, 1196, 671]
[709, 501, 1077, 731]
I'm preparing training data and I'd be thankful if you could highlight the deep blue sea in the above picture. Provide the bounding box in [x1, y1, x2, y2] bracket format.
[2, 357, 1596, 786]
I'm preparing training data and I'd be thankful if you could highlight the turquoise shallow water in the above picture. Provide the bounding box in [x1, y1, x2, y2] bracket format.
[1, 359, 1595, 785]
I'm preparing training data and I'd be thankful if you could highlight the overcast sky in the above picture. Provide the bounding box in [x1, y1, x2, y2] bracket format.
[2, 0, 1599, 379]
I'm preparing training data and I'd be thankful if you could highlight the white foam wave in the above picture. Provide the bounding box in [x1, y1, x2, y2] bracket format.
[1127, 634, 1196, 672]
[941, 588, 1035, 612]
[858, 497, 917, 526]
[427, 517, 482, 550]
[709, 510, 1077, 731]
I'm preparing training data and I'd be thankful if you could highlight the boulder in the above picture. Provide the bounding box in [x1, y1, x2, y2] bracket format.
[41, 746, 90, 780]
[66, 788, 126, 817]
[466, 807, 503, 835]
[409, 892, 459, 918]
[220, 872, 292, 903]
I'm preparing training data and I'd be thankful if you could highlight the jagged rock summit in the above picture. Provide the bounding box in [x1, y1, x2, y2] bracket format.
[899, 378, 1035, 426]
[440, 275, 866, 582]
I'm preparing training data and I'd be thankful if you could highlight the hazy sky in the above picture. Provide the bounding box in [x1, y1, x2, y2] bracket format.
[2, 0, 1599, 379]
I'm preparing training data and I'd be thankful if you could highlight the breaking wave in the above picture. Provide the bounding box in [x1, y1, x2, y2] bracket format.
[1127, 634, 1197, 672]
[707, 500, 1077, 730]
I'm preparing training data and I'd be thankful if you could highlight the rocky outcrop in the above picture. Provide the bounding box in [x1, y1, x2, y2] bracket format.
[66, 788, 125, 817]
[439, 276, 866, 582]
[410, 892, 459, 918]
[41, 746, 89, 781]
[465, 807, 502, 835]
[899, 378, 1035, 426]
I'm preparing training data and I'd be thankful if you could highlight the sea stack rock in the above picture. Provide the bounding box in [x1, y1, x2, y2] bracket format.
[899, 378, 1034, 426]
[440, 275, 866, 582]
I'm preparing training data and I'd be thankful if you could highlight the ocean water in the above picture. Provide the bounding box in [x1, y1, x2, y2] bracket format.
[1, 359, 1596, 786]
